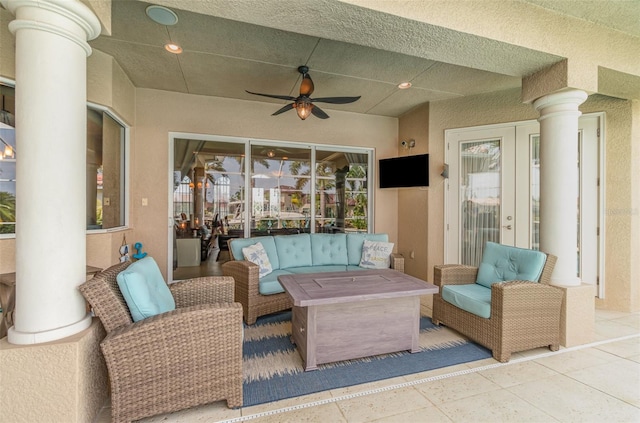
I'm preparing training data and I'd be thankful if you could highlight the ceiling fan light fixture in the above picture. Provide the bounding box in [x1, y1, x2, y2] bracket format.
[164, 43, 183, 54]
[267, 150, 276, 158]
[295, 100, 313, 120]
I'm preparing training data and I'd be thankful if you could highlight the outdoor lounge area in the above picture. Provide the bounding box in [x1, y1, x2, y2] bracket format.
[0, 1, 639, 422]
[94, 307, 640, 423]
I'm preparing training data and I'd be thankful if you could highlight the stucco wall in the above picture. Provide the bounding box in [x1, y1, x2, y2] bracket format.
[133, 88, 399, 279]
[581, 95, 639, 311]
[0, 319, 108, 423]
[397, 103, 429, 281]
[427, 89, 639, 312]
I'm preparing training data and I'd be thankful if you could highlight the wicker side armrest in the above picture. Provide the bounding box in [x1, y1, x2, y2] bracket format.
[102, 303, 243, 422]
[170, 276, 235, 308]
[491, 281, 564, 318]
[222, 260, 260, 301]
[390, 253, 404, 273]
[433, 264, 478, 287]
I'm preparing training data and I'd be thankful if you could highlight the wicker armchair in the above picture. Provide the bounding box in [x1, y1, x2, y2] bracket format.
[79, 261, 243, 423]
[432, 252, 562, 362]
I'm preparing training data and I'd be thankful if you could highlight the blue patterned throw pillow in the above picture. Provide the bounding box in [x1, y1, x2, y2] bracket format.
[359, 239, 394, 269]
[242, 242, 273, 278]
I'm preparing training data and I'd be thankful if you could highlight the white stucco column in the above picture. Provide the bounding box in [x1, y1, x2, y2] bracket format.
[533, 89, 588, 287]
[2, 0, 101, 344]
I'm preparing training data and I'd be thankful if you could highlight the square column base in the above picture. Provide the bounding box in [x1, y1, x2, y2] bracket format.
[0, 318, 108, 422]
[557, 283, 595, 347]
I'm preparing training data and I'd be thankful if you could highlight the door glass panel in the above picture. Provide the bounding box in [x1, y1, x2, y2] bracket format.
[460, 140, 501, 266]
[249, 145, 311, 234]
[315, 150, 369, 233]
[530, 135, 540, 250]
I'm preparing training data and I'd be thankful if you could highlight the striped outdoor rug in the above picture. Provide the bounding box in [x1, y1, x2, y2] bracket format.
[242, 311, 491, 406]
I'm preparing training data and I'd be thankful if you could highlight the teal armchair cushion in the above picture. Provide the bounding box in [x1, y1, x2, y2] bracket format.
[441, 284, 492, 318]
[257, 269, 292, 295]
[230, 236, 280, 270]
[310, 233, 348, 266]
[116, 257, 176, 322]
[346, 233, 389, 266]
[274, 233, 312, 269]
[476, 242, 547, 288]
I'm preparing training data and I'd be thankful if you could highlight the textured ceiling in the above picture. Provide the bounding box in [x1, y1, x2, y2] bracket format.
[88, 0, 637, 118]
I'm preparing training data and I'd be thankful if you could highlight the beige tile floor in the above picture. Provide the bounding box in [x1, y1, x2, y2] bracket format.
[95, 308, 640, 423]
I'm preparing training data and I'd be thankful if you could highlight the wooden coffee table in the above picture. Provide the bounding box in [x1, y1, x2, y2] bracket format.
[278, 269, 438, 371]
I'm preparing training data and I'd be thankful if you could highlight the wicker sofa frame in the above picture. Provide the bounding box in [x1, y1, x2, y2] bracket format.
[432, 253, 561, 362]
[79, 261, 243, 423]
[222, 239, 404, 325]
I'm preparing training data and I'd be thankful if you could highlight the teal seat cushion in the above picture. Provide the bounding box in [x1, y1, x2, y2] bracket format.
[116, 257, 176, 322]
[442, 283, 492, 318]
[258, 269, 292, 295]
[476, 242, 547, 288]
[230, 236, 280, 270]
[286, 265, 348, 274]
[346, 265, 369, 271]
[346, 233, 389, 266]
[310, 233, 348, 266]
[274, 233, 312, 269]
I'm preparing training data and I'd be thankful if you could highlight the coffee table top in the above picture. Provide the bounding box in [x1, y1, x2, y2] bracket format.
[278, 269, 438, 306]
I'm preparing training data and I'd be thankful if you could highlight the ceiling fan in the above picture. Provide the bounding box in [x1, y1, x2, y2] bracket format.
[246, 66, 361, 120]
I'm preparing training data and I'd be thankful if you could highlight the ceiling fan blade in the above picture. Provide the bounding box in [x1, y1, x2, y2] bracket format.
[312, 96, 361, 104]
[246, 90, 296, 101]
[272, 103, 295, 116]
[311, 105, 330, 119]
[299, 74, 314, 96]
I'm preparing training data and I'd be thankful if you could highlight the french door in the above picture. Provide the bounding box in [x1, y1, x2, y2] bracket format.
[444, 115, 603, 294]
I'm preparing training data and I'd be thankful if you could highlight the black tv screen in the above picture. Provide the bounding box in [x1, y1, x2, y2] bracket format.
[379, 154, 429, 188]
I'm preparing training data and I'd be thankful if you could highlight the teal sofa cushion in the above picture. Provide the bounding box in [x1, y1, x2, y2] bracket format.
[346, 265, 369, 271]
[230, 236, 280, 270]
[310, 233, 348, 266]
[274, 233, 312, 269]
[258, 269, 292, 295]
[286, 265, 348, 274]
[442, 284, 492, 318]
[116, 257, 176, 322]
[476, 242, 547, 288]
[346, 233, 389, 265]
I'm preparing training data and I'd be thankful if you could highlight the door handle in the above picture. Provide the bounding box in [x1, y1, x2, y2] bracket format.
[502, 225, 512, 230]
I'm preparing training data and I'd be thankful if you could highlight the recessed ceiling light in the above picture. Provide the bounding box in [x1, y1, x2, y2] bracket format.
[398, 82, 412, 89]
[165, 43, 183, 54]
[145, 5, 179, 26]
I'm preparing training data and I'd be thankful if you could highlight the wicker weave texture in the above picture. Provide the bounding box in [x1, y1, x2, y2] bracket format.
[222, 260, 293, 325]
[432, 253, 562, 362]
[79, 262, 243, 422]
[79, 261, 133, 333]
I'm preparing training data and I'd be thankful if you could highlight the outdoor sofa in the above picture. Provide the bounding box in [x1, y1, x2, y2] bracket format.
[222, 232, 404, 324]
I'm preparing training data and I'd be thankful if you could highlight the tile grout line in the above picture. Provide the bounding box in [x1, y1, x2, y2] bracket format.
[219, 333, 640, 423]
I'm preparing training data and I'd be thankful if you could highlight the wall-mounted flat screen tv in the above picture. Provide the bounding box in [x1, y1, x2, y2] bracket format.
[379, 154, 429, 188]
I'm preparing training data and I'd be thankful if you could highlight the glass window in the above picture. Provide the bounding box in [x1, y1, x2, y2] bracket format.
[316, 150, 369, 233]
[250, 145, 311, 234]
[0, 82, 128, 235]
[172, 137, 372, 243]
[0, 84, 16, 234]
[87, 107, 127, 230]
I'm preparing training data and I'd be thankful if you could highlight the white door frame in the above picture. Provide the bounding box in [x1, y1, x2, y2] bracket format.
[444, 113, 605, 296]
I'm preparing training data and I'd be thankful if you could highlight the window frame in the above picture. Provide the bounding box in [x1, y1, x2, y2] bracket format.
[86, 101, 131, 233]
[0, 79, 130, 239]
